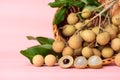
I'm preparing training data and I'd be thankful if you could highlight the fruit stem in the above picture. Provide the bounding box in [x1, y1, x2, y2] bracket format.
[74, 0, 118, 35]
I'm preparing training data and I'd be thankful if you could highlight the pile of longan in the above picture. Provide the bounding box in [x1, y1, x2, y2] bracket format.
[51, 7, 120, 69]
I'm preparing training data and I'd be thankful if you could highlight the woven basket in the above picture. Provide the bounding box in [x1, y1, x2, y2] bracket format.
[52, 2, 118, 65]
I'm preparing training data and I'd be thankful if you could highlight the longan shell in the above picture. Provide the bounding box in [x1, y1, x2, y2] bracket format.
[52, 6, 117, 66]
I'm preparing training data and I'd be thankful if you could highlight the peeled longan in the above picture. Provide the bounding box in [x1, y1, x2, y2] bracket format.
[101, 47, 114, 58]
[96, 32, 110, 45]
[62, 25, 76, 37]
[112, 14, 120, 26]
[81, 30, 96, 42]
[45, 54, 56, 66]
[67, 13, 78, 25]
[82, 47, 93, 58]
[68, 35, 82, 49]
[32, 55, 44, 67]
[111, 38, 120, 51]
[62, 46, 74, 56]
[52, 40, 65, 53]
[115, 53, 120, 67]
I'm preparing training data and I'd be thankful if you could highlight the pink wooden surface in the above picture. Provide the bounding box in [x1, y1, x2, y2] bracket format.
[0, 0, 120, 80]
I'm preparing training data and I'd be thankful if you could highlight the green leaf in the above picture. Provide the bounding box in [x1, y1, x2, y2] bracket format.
[20, 44, 57, 63]
[26, 36, 54, 45]
[81, 0, 100, 6]
[36, 37, 54, 45]
[48, 1, 68, 8]
[69, 1, 85, 8]
[53, 6, 67, 25]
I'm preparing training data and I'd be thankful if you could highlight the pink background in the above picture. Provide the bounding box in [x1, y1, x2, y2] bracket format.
[0, 0, 120, 80]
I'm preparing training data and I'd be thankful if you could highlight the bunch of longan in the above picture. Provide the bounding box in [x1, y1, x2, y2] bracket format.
[52, 6, 120, 69]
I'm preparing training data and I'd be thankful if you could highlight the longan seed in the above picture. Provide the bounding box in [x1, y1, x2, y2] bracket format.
[32, 55, 44, 67]
[45, 54, 56, 66]
[52, 40, 65, 53]
[67, 13, 79, 25]
[102, 47, 114, 58]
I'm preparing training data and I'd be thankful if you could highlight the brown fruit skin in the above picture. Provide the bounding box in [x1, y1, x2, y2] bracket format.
[82, 47, 93, 58]
[96, 32, 110, 45]
[105, 25, 117, 39]
[115, 53, 120, 67]
[45, 54, 56, 66]
[111, 38, 120, 51]
[67, 13, 78, 25]
[62, 46, 74, 56]
[52, 40, 65, 53]
[81, 9, 91, 19]
[62, 25, 76, 37]
[32, 55, 44, 67]
[101, 47, 114, 58]
[112, 14, 120, 26]
[68, 35, 82, 49]
[81, 30, 96, 42]
[92, 48, 101, 57]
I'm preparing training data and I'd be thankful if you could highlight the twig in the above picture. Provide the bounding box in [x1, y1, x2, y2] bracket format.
[74, 0, 117, 34]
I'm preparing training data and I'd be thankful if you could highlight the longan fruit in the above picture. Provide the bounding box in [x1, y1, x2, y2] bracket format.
[92, 26, 100, 35]
[75, 22, 84, 30]
[111, 38, 120, 51]
[105, 25, 117, 39]
[92, 48, 101, 57]
[32, 55, 44, 67]
[81, 30, 96, 42]
[96, 32, 110, 45]
[84, 19, 92, 27]
[68, 35, 82, 49]
[45, 54, 56, 66]
[62, 25, 76, 37]
[67, 13, 79, 25]
[115, 53, 120, 67]
[62, 46, 74, 56]
[81, 9, 91, 19]
[74, 47, 82, 56]
[52, 40, 65, 53]
[112, 14, 120, 26]
[101, 47, 114, 58]
[82, 47, 93, 58]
